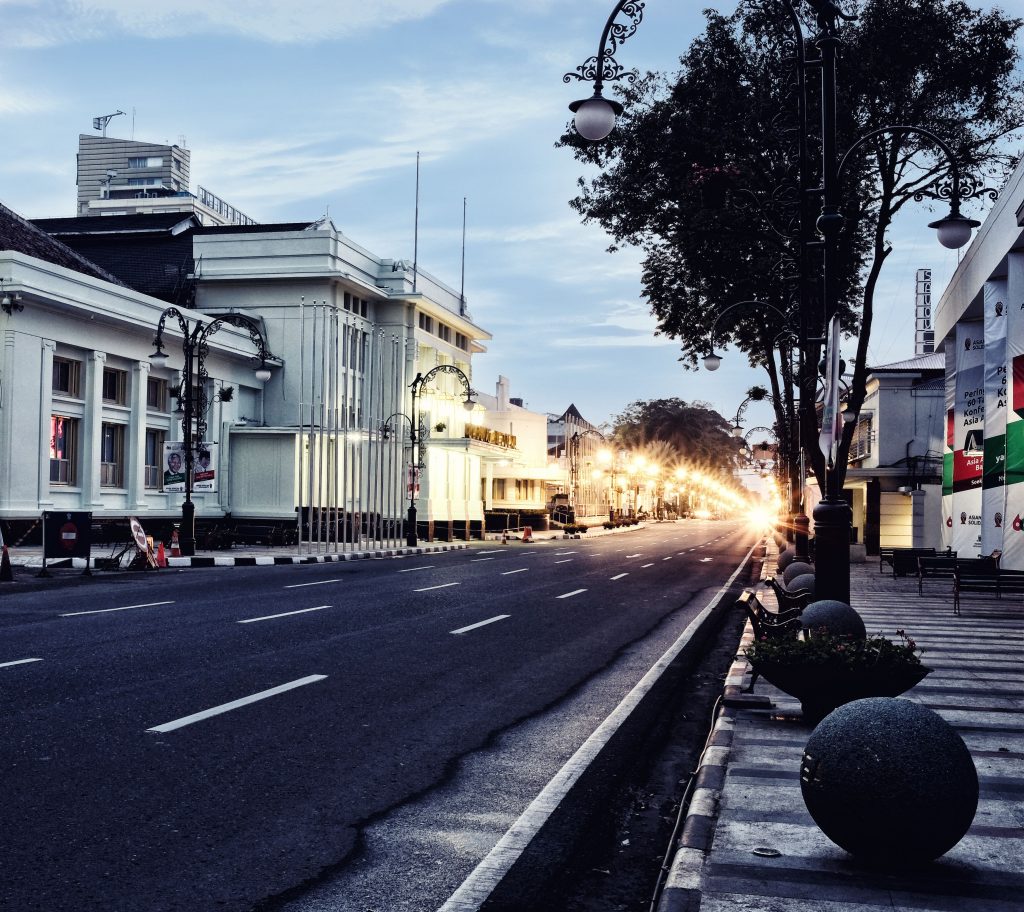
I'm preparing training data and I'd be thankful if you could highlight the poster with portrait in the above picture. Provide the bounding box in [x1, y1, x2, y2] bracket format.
[162, 442, 187, 492]
[162, 442, 217, 493]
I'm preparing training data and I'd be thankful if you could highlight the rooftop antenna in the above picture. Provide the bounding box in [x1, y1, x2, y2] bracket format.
[92, 111, 125, 137]
[460, 196, 467, 315]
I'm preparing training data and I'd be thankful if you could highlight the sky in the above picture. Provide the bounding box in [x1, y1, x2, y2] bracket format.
[1, 0, 1021, 439]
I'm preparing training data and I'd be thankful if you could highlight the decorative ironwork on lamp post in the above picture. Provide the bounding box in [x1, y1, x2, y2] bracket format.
[405, 364, 476, 548]
[566, 0, 990, 603]
[150, 308, 274, 556]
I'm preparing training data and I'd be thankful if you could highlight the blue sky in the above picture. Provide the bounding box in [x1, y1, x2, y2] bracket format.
[1, 0, 1018, 436]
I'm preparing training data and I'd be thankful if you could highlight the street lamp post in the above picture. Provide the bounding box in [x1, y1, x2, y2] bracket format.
[406, 364, 476, 548]
[568, 427, 606, 520]
[567, 0, 984, 603]
[150, 308, 274, 557]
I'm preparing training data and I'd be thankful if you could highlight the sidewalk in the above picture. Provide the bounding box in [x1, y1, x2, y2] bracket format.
[659, 547, 1024, 912]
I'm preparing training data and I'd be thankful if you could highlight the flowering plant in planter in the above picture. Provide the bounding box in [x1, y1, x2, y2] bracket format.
[745, 630, 930, 724]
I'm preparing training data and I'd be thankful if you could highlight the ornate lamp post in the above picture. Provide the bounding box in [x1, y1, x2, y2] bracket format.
[568, 428, 606, 520]
[406, 364, 476, 547]
[566, 0, 984, 602]
[150, 308, 274, 556]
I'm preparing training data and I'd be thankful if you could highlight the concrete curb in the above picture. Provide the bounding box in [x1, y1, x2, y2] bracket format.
[437, 539, 760, 912]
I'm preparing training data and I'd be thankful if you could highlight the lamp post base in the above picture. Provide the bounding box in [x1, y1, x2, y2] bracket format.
[812, 496, 851, 604]
[181, 499, 196, 557]
[406, 504, 418, 548]
[793, 511, 810, 562]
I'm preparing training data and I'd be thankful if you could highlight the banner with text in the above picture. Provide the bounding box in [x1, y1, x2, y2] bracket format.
[983, 280, 1008, 556]
[1002, 252, 1024, 568]
[952, 321, 984, 556]
[942, 344, 955, 550]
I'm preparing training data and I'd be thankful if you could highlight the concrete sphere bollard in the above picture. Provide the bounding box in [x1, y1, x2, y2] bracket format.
[801, 600, 866, 639]
[800, 698, 979, 863]
[788, 573, 816, 596]
[777, 548, 796, 571]
[783, 561, 813, 585]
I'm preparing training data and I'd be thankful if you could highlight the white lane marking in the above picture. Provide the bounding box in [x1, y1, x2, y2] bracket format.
[414, 582, 460, 592]
[520, 550, 536, 554]
[398, 565, 435, 573]
[61, 600, 174, 617]
[557, 589, 587, 599]
[451, 615, 511, 635]
[610, 573, 628, 581]
[554, 551, 577, 556]
[470, 557, 495, 562]
[284, 579, 343, 589]
[700, 558, 713, 563]
[502, 568, 529, 576]
[554, 559, 573, 564]
[626, 553, 641, 558]
[662, 556, 673, 561]
[614, 548, 624, 552]
[479, 550, 508, 554]
[0, 657, 42, 669]
[239, 605, 331, 624]
[641, 563, 655, 568]
[146, 675, 327, 734]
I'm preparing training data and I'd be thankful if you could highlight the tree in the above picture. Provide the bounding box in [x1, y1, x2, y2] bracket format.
[611, 398, 737, 476]
[562, 0, 1023, 502]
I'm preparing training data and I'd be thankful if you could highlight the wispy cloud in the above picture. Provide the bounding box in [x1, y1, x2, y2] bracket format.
[4, 0, 457, 46]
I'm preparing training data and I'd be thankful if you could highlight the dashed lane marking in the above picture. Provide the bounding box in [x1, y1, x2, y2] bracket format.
[62, 601, 174, 617]
[470, 558, 495, 562]
[641, 563, 655, 568]
[397, 565, 435, 573]
[414, 582, 461, 592]
[0, 658, 42, 669]
[555, 559, 573, 564]
[239, 605, 332, 624]
[502, 568, 529, 575]
[610, 573, 628, 580]
[284, 579, 344, 589]
[146, 675, 328, 734]
[451, 615, 511, 635]
[556, 589, 587, 599]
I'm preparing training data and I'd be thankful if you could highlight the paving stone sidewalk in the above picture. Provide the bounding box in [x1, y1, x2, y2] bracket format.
[659, 550, 1024, 912]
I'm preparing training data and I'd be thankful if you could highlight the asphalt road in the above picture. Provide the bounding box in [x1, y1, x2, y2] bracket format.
[0, 520, 756, 911]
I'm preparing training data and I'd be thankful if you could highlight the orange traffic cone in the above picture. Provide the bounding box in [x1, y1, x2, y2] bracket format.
[0, 545, 12, 582]
[501, 530, 508, 545]
[157, 542, 167, 568]
[522, 526, 533, 543]
[170, 527, 181, 558]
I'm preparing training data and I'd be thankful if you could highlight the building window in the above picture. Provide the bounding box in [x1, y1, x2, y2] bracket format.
[128, 156, 163, 168]
[145, 428, 165, 488]
[418, 312, 434, 333]
[147, 377, 169, 411]
[50, 415, 79, 485]
[100, 423, 126, 487]
[102, 367, 128, 405]
[52, 358, 82, 398]
[437, 323, 452, 343]
[455, 332, 469, 351]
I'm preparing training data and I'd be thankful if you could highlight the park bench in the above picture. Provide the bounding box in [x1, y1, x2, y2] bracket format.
[917, 555, 958, 595]
[737, 589, 803, 640]
[231, 524, 278, 546]
[764, 575, 813, 612]
[953, 560, 1023, 615]
[881, 547, 939, 577]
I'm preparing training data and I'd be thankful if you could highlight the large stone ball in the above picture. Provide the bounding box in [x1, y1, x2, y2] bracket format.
[801, 600, 866, 639]
[777, 548, 796, 571]
[783, 561, 813, 585]
[788, 573, 816, 596]
[801, 698, 978, 864]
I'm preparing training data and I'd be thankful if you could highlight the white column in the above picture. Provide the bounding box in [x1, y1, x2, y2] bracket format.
[129, 360, 150, 510]
[82, 351, 106, 508]
[37, 339, 56, 508]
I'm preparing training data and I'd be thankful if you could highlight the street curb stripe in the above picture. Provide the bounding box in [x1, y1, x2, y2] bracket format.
[61, 601, 174, 617]
[146, 675, 327, 733]
[451, 615, 511, 635]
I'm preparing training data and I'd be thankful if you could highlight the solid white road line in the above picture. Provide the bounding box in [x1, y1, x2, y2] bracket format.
[557, 589, 587, 599]
[451, 615, 511, 635]
[610, 573, 628, 580]
[641, 563, 655, 568]
[414, 582, 460, 592]
[284, 579, 343, 589]
[0, 657, 42, 669]
[502, 568, 529, 575]
[146, 675, 328, 734]
[554, 559, 573, 564]
[397, 565, 435, 573]
[239, 605, 331, 624]
[61, 600, 174, 617]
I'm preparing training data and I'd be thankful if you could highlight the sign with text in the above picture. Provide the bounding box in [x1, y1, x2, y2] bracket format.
[43, 511, 92, 560]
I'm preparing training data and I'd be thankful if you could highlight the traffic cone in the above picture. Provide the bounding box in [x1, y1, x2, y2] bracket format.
[501, 530, 508, 545]
[522, 526, 533, 543]
[156, 542, 167, 568]
[0, 545, 12, 582]
[170, 528, 181, 558]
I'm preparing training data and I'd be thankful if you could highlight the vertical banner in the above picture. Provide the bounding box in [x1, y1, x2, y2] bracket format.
[1003, 252, 1024, 569]
[941, 345, 955, 550]
[818, 315, 842, 464]
[982, 280, 1008, 556]
[951, 322, 984, 556]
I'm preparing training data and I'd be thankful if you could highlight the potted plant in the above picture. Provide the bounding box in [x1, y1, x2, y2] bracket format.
[744, 629, 931, 725]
